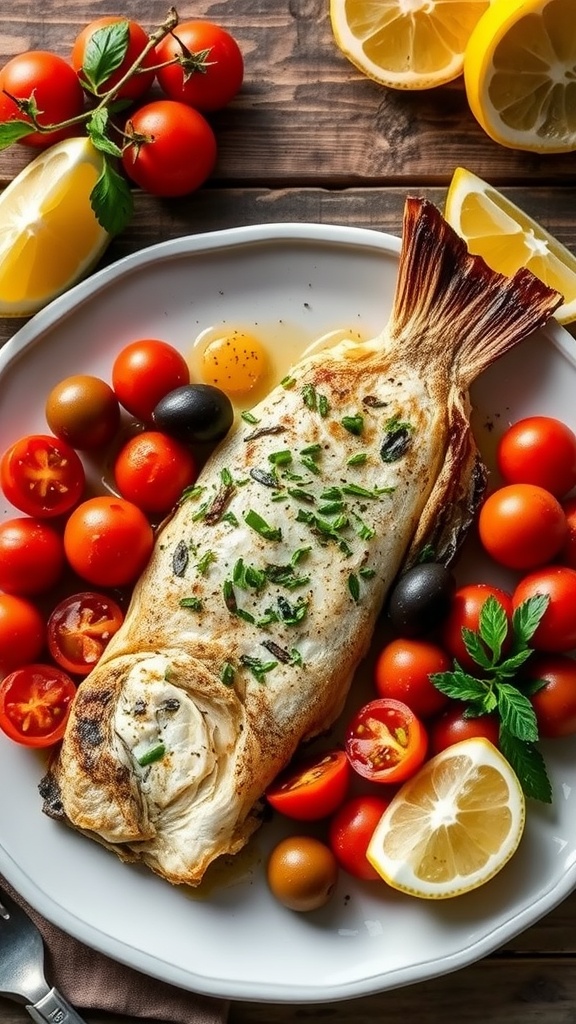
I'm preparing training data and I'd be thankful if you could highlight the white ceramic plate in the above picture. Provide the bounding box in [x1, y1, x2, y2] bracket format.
[1, 223, 576, 1005]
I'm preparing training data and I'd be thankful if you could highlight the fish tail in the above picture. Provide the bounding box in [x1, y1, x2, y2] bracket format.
[388, 197, 563, 389]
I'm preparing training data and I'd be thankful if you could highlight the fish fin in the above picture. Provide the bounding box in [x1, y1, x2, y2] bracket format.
[404, 398, 486, 567]
[388, 197, 563, 390]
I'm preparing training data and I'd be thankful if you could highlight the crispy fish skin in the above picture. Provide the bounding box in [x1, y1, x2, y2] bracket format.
[42, 199, 562, 886]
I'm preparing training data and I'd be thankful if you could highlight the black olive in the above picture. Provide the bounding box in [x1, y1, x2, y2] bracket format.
[387, 562, 455, 637]
[152, 384, 234, 444]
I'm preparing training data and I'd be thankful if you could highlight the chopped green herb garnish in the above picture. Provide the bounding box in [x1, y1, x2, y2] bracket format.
[348, 574, 360, 602]
[241, 410, 260, 424]
[318, 500, 345, 516]
[318, 394, 330, 417]
[196, 550, 216, 575]
[359, 565, 376, 579]
[244, 509, 282, 541]
[179, 596, 203, 611]
[239, 655, 278, 683]
[179, 484, 205, 504]
[277, 595, 309, 625]
[281, 375, 296, 389]
[233, 557, 267, 590]
[221, 467, 233, 486]
[341, 414, 364, 435]
[300, 443, 322, 456]
[300, 455, 321, 476]
[220, 662, 236, 686]
[268, 449, 293, 467]
[342, 482, 392, 499]
[347, 452, 368, 466]
[288, 487, 316, 504]
[291, 547, 311, 565]
[137, 743, 166, 767]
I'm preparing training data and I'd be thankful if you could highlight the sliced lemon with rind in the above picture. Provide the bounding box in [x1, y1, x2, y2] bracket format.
[0, 136, 110, 316]
[329, 0, 493, 90]
[445, 166, 576, 324]
[366, 738, 525, 899]
[464, 0, 576, 152]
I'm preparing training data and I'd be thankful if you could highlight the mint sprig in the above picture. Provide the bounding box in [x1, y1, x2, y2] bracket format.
[431, 594, 552, 803]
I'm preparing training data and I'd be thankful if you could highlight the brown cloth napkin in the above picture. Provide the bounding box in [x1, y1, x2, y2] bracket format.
[2, 876, 229, 1024]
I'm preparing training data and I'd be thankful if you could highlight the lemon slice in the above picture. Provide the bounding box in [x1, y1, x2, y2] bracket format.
[366, 738, 525, 899]
[445, 167, 576, 324]
[464, 0, 576, 152]
[329, 0, 492, 90]
[0, 136, 110, 316]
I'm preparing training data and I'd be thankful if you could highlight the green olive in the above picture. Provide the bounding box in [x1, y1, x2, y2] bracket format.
[266, 836, 338, 912]
[46, 375, 120, 450]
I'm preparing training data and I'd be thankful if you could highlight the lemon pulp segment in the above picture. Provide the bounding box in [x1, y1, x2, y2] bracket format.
[367, 738, 525, 899]
[445, 167, 576, 324]
[0, 137, 110, 315]
[330, 0, 492, 90]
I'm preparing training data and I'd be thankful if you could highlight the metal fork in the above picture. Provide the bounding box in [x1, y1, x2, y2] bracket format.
[0, 887, 88, 1023]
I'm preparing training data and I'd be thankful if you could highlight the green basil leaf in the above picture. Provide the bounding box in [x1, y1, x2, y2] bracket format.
[81, 20, 131, 94]
[478, 594, 510, 661]
[495, 681, 539, 742]
[0, 119, 36, 148]
[430, 669, 488, 703]
[90, 158, 133, 235]
[461, 627, 493, 670]
[498, 728, 552, 803]
[87, 108, 123, 158]
[511, 594, 550, 649]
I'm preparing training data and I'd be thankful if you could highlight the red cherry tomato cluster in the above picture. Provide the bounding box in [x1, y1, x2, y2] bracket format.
[264, 415, 576, 903]
[0, 337, 239, 748]
[0, 14, 243, 198]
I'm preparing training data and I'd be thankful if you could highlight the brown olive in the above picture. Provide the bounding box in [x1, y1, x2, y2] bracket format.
[46, 375, 120, 450]
[266, 836, 338, 912]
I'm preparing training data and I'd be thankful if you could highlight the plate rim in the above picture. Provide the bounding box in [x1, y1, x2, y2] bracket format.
[0, 219, 575, 1004]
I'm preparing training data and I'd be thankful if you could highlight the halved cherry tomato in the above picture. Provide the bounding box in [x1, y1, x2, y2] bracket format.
[47, 592, 124, 676]
[0, 664, 76, 747]
[265, 748, 351, 821]
[0, 434, 85, 518]
[345, 698, 428, 784]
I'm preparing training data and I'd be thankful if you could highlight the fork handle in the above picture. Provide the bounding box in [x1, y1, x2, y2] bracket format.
[25, 986, 89, 1024]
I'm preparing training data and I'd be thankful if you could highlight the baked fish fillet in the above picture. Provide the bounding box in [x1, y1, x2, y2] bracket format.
[41, 198, 561, 886]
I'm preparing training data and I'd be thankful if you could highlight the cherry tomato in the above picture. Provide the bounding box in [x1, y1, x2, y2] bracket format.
[47, 591, 124, 677]
[345, 698, 428, 785]
[441, 584, 513, 674]
[0, 517, 65, 596]
[113, 431, 197, 516]
[497, 416, 576, 498]
[374, 638, 450, 718]
[477, 483, 567, 570]
[328, 795, 390, 881]
[524, 653, 576, 738]
[560, 496, 576, 568]
[0, 664, 76, 747]
[45, 375, 120, 450]
[512, 566, 576, 652]
[155, 20, 244, 112]
[0, 51, 85, 147]
[71, 17, 156, 100]
[265, 749, 351, 821]
[266, 836, 338, 912]
[63, 496, 154, 588]
[429, 702, 500, 755]
[112, 339, 190, 422]
[0, 434, 85, 518]
[0, 594, 45, 676]
[121, 100, 217, 197]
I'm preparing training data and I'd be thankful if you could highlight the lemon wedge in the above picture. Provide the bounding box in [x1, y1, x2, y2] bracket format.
[0, 136, 110, 316]
[464, 0, 576, 152]
[366, 738, 525, 899]
[329, 0, 492, 90]
[445, 167, 576, 324]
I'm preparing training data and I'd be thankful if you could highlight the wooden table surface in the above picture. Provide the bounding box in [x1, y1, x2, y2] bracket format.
[1, 1, 576, 1022]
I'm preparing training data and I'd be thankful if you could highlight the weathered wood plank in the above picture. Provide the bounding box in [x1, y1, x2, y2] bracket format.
[0, 0, 575, 187]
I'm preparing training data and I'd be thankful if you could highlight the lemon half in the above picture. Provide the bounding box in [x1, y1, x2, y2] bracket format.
[367, 737, 525, 899]
[445, 166, 576, 324]
[464, 0, 576, 152]
[0, 136, 110, 316]
[329, 0, 492, 90]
